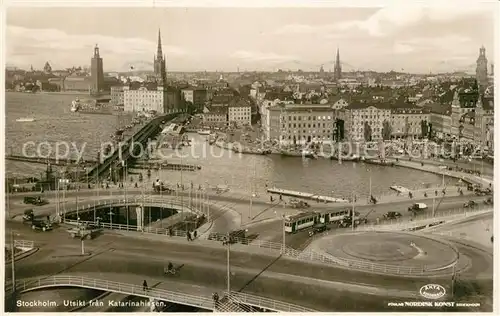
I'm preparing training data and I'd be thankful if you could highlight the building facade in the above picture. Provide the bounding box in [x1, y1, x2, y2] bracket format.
[269, 104, 335, 146]
[390, 104, 431, 140]
[90, 44, 104, 94]
[337, 103, 391, 142]
[110, 86, 124, 105]
[228, 98, 252, 126]
[123, 83, 166, 113]
[202, 107, 227, 125]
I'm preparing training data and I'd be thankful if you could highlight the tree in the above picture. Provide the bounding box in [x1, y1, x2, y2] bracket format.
[364, 121, 372, 142]
[382, 120, 392, 140]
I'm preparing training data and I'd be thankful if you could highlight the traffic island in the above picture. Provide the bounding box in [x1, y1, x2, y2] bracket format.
[311, 231, 461, 277]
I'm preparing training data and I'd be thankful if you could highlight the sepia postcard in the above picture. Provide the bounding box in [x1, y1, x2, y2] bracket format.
[3, 1, 497, 313]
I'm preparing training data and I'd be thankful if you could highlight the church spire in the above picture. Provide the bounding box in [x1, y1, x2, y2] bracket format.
[157, 29, 163, 60]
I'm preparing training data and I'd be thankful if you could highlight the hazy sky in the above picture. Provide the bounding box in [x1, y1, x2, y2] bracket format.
[6, 5, 497, 73]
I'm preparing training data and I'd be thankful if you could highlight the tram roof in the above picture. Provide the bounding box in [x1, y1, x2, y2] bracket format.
[284, 211, 319, 222]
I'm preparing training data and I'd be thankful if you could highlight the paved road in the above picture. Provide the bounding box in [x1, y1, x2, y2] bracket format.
[247, 194, 492, 250]
[6, 221, 492, 312]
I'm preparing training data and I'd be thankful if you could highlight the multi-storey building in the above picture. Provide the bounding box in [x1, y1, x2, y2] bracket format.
[202, 107, 227, 125]
[450, 88, 478, 139]
[123, 83, 166, 113]
[181, 87, 208, 110]
[390, 103, 431, 140]
[228, 97, 252, 126]
[110, 86, 124, 105]
[337, 103, 391, 142]
[425, 104, 452, 139]
[268, 104, 335, 146]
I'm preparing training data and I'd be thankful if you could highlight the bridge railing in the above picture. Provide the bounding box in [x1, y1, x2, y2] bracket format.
[11, 275, 309, 313]
[354, 205, 493, 232]
[225, 291, 316, 312]
[63, 219, 190, 237]
[13, 240, 35, 250]
[13, 275, 214, 310]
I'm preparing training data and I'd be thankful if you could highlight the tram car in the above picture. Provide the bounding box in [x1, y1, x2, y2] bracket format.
[284, 209, 361, 233]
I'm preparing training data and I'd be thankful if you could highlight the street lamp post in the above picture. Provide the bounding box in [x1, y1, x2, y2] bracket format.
[109, 211, 114, 228]
[81, 237, 85, 255]
[224, 234, 231, 294]
[10, 230, 16, 292]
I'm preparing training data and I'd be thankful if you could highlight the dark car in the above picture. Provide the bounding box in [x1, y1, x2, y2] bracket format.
[383, 211, 402, 220]
[309, 223, 328, 236]
[23, 196, 48, 206]
[23, 209, 34, 222]
[31, 220, 52, 232]
[464, 200, 477, 208]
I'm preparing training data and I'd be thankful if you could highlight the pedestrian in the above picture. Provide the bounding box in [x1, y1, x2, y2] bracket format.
[435, 190, 438, 196]
[279, 194, 282, 201]
[187, 231, 191, 241]
[212, 292, 219, 307]
[143, 280, 148, 291]
[194, 231, 197, 239]
[270, 196, 273, 202]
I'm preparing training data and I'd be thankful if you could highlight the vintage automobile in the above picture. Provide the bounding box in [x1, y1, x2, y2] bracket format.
[23, 196, 48, 206]
[463, 200, 477, 208]
[31, 220, 52, 232]
[383, 211, 402, 220]
[288, 199, 311, 209]
[408, 203, 428, 213]
[22, 209, 34, 222]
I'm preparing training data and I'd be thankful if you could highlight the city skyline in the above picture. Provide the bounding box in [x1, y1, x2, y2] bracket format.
[6, 5, 496, 73]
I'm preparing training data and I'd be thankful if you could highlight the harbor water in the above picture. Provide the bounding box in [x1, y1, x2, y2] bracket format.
[6, 92, 447, 198]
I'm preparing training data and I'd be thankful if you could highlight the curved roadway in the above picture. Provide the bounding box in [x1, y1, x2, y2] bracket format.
[6, 219, 493, 312]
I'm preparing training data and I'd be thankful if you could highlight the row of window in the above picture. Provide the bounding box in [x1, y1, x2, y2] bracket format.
[286, 123, 332, 128]
[282, 135, 332, 140]
[286, 115, 332, 121]
[284, 130, 332, 135]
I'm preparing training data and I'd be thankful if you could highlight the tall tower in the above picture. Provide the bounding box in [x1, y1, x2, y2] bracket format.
[334, 48, 342, 81]
[475, 45, 488, 90]
[154, 29, 167, 84]
[90, 44, 104, 95]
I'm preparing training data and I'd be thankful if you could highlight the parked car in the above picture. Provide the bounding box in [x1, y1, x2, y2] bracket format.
[23, 196, 48, 206]
[464, 200, 477, 208]
[67, 224, 101, 239]
[383, 211, 402, 220]
[31, 220, 52, 231]
[22, 209, 34, 222]
[408, 203, 428, 213]
[288, 199, 310, 209]
[475, 188, 492, 196]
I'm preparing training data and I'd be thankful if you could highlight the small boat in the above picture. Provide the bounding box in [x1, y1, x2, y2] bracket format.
[301, 150, 317, 159]
[16, 117, 35, 122]
[197, 130, 211, 135]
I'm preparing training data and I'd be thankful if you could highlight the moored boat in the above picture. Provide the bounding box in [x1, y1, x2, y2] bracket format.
[16, 117, 35, 122]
